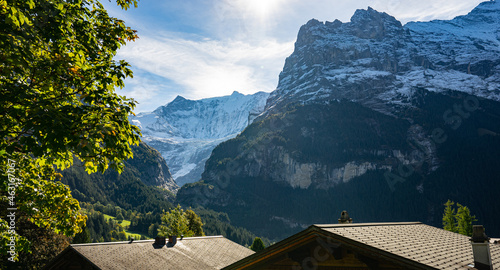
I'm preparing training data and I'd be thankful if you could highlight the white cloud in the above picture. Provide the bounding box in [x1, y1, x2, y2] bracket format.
[118, 71, 173, 113]
[370, 0, 484, 23]
[117, 34, 293, 104]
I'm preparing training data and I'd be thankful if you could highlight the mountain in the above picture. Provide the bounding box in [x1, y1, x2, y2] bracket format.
[267, 2, 500, 114]
[130, 91, 269, 186]
[177, 2, 500, 240]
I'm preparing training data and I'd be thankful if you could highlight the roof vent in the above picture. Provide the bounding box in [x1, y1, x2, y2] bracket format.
[154, 236, 166, 247]
[167, 235, 177, 247]
[470, 225, 493, 270]
[338, 210, 353, 224]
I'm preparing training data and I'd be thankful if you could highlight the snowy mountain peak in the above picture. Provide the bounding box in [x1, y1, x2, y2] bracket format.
[267, 2, 500, 113]
[130, 91, 270, 186]
[172, 95, 187, 102]
[470, 0, 500, 15]
[349, 6, 403, 39]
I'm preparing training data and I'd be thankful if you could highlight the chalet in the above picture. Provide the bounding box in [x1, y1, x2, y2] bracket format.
[224, 222, 500, 270]
[44, 235, 254, 270]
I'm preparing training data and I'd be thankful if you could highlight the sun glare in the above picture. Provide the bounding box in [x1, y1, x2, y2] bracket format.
[242, 0, 282, 18]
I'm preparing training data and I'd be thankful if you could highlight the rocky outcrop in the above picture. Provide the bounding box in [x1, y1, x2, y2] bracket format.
[241, 147, 384, 189]
[126, 142, 179, 193]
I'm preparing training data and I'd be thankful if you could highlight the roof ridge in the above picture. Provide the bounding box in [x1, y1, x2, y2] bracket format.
[71, 235, 224, 247]
[181, 235, 224, 240]
[313, 222, 422, 228]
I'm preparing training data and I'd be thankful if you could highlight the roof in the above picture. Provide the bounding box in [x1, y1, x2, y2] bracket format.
[46, 235, 254, 270]
[225, 222, 500, 270]
[316, 222, 500, 270]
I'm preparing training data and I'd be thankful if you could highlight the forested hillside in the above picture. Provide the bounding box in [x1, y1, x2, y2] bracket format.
[60, 142, 261, 247]
[178, 90, 500, 240]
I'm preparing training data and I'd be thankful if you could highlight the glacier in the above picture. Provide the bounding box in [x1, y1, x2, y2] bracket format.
[130, 91, 269, 186]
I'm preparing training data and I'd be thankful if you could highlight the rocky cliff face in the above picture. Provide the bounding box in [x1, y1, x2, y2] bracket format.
[126, 142, 179, 193]
[177, 2, 500, 240]
[130, 91, 269, 186]
[267, 2, 500, 114]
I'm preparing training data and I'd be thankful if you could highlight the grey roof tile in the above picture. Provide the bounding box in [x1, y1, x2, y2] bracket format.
[70, 236, 254, 270]
[315, 222, 499, 270]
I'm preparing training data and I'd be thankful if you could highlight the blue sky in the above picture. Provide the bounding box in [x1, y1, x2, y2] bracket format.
[102, 0, 484, 113]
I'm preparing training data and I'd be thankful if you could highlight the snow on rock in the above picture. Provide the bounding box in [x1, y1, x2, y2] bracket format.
[130, 91, 269, 186]
[266, 1, 500, 113]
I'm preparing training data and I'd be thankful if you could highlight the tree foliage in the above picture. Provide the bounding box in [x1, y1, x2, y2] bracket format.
[0, 0, 140, 261]
[442, 200, 477, 236]
[158, 205, 204, 238]
[250, 237, 265, 252]
[456, 203, 476, 237]
[442, 200, 457, 233]
[185, 209, 205, 237]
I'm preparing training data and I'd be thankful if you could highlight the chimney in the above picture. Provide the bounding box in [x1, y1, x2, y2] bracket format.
[470, 225, 493, 270]
[154, 236, 166, 246]
[338, 210, 353, 224]
[167, 235, 177, 247]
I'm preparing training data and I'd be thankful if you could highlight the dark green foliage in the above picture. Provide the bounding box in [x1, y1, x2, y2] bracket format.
[192, 207, 268, 247]
[185, 209, 205, 237]
[60, 142, 174, 214]
[129, 212, 162, 237]
[85, 211, 115, 242]
[81, 210, 132, 243]
[457, 204, 476, 237]
[443, 200, 457, 233]
[148, 223, 161, 238]
[72, 226, 91, 244]
[116, 212, 124, 223]
[0, 215, 69, 270]
[250, 237, 265, 252]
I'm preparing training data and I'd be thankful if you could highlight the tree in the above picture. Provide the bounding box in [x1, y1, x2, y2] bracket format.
[442, 200, 457, 233]
[250, 237, 265, 252]
[116, 212, 124, 223]
[442, 200, 477, 236]
[0, 0, 140, 262]
[148, 223, 160, 238]
[72, 225, 91, 244]
[9, 215, 71, 270]
[456, 203, 477, 237]
[185, 208, 205, 237]
[158, 205, 190, 237]
[158, 205, 205, 237]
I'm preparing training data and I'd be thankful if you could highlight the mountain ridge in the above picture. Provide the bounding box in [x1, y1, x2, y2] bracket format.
[130, 91, 269, 186]
[265, 1, 500, 115]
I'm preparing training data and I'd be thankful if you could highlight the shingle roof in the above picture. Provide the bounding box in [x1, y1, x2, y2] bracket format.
[315, 222, 500, 270]
[68, 235, 254, 270]
[224, 222, 500, 270]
